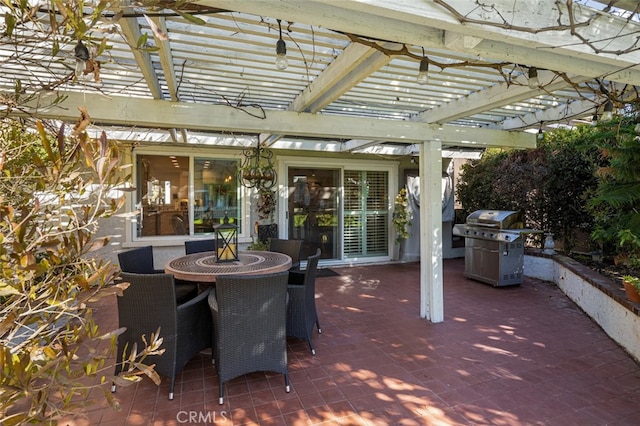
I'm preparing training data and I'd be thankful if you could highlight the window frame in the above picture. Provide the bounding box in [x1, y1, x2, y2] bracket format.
[128, 146, 250, 243]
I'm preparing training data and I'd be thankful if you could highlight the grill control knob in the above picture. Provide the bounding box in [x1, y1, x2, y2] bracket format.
[490, 233, 495, 238]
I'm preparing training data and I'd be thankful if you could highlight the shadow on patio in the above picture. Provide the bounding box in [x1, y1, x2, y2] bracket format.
[67, 258, 640, 425]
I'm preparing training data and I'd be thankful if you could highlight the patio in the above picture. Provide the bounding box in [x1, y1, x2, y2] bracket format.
[64, 258, 640, 425]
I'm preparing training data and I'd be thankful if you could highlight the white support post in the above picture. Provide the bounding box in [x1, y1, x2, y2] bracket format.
[419, 141, 444, 322]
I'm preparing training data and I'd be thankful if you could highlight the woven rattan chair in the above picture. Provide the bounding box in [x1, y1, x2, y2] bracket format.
[286, 248, 322, 355]
[209, 271, 290, 404]
[269, 238, 302, 270]
[185, 239, 216, 255]
[117, 246, 197, 304]
[112, 272, 212, 400]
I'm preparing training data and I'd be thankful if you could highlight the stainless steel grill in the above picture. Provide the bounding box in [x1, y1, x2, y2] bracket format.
[453, 210, 530, 287]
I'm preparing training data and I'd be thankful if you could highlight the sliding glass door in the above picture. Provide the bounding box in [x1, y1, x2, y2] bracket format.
[286, 166, 390, 261]
[287, 168, 339, 260]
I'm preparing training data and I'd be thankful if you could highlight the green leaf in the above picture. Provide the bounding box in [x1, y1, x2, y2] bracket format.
[177, 11, 206, 25]
[5, 13, 15, 37]
[136, 33, 148, 49]
[96, 38, 108, 57]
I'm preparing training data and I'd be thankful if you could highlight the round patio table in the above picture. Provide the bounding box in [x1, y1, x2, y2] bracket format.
[164, 250, 292, 283]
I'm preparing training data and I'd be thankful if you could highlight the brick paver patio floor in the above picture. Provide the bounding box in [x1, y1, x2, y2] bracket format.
[58, 258, 640, 425]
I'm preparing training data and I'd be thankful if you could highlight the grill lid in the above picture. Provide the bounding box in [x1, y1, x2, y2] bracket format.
[465, 210, 523, 229]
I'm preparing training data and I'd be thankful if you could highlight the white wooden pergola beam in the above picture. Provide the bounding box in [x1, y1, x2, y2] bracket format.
[118, 17, 163, 99]
[152, 17, 178, 101]
[342, 139, 384, 153]
[289, 42, 397, 113]
[417, 71, 593, 124]
[16, 92, 535, 148]
[122, 16, 188, 143]
[261, 42, 397, 146]
[345, 71, 589, 150]
[497, 82, 640, 130]
[151, 16, 189, 143]
[497, 98, 598, 130]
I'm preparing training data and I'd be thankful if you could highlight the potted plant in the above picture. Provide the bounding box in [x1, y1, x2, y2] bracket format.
[622, 275, 640, 303]
[256, 188, 278, 243]
[392, 188, 411, 259]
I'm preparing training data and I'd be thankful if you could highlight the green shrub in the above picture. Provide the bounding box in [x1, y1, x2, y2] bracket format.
[0, 119, 162, 424]
[455, 126, 600, 251]
[587, 115, 640, 271]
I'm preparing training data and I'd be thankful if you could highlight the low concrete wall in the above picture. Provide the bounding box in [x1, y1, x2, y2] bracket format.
[525, 251, 640, 363]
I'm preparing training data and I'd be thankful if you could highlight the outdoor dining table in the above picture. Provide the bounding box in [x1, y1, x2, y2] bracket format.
[164, 250, 292, 283]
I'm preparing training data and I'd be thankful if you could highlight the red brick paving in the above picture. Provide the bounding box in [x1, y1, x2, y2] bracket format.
[57, 258, 640, 425]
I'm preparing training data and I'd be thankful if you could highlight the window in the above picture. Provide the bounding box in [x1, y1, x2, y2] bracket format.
[193, 158, 239, 234]
[134, 153, 240, 238]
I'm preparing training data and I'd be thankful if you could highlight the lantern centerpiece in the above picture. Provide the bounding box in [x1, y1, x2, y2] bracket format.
[214, 212, 238, 262]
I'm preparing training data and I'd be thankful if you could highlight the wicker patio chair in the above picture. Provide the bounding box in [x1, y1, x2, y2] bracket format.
[209, 271, 290, 404]
[269, 238, 302, 270]
[112, 272, 212, 400]
[117, 245, 197, 303]
[286, 248, 322, 355]
[185, 239, 216, 255]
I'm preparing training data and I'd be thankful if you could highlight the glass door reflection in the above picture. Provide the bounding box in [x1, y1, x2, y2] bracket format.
[288, 168, 339, 260]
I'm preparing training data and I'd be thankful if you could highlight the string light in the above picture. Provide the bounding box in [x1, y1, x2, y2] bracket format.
[275, 19, 288, 70]
[74, 40, 90, 78]
[602, 100, 614, 121]
[417, 48, 429, 85]
[528, 67, 539, 89]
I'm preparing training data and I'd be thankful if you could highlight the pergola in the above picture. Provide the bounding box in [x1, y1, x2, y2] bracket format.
[2, 0, 640, 322]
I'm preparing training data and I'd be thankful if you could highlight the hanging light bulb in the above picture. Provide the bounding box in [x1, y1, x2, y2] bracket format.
[528, 67, 539, 89]
[275, 19, 288, 70]
[602, 100, 614, 121]
[417, 58, 429, 85]
[74, 40, 90, 78]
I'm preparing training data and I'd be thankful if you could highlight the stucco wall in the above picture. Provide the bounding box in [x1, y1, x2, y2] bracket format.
[525, 252, 640, 364]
